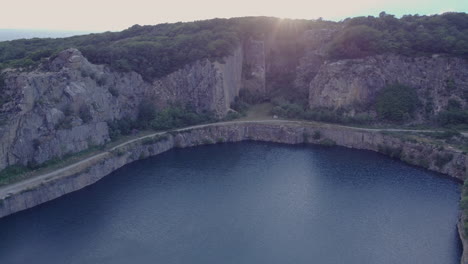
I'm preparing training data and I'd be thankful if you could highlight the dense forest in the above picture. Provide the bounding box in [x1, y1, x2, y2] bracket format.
[0, 13, 467, 81]
[327, 12, 468, 59]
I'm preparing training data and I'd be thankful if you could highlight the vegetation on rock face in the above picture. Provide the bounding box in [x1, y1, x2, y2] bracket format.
[108, 102, 216, 141]
[270, 98, 374, 125]
[375, 84, 419, 122]
[437, 98, 468, 129]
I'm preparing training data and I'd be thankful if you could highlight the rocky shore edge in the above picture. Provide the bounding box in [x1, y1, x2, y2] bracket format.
[0, 120, 466, 262]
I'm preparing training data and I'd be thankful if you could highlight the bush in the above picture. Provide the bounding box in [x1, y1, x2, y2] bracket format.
[375, 84, 419, 122]
[150, 105, 215, 131]
[0, 165, 31, 184]
[312, 131, 321, 140]
[137, 100, 157, 129]
[224, 111, 242, 121]
[319, 138, 336, 146]
[109, 87, 119, 97]
[378, 144, 403, 159]
[437, 100, 468, 127]
[434, 153, 454, 168]
[107, 117, 135, 140]
[461, 197, 468, 210]
[79, 104, 92, 123]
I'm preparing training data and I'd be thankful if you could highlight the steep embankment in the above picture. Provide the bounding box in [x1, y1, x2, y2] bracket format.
[308, 54, 468, 120]
[0, 47, 243, 170]
[1, 120, 465, 220]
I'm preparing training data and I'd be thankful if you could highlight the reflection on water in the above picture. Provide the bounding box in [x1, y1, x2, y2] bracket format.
[0, 142, 461, 264]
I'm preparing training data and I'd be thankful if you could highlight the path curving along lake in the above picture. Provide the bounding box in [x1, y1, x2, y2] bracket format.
[0, 142, 461, 264]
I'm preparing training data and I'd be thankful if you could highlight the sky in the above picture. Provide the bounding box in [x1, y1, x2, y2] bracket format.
[1, 0, 467, 32]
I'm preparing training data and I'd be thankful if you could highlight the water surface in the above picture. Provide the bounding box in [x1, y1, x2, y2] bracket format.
[0, 142, 461, 264]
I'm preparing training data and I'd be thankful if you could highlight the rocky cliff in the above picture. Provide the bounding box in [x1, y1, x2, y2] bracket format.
[308, 54, 468, 119]
[0, 47, 244, 170]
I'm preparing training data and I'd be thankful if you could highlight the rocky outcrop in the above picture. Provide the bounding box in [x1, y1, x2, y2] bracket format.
[0, 121, 465, 219]
[151, 46, 243, 116]
[0, 47, 244, 170]
[309, 54, 468, 119]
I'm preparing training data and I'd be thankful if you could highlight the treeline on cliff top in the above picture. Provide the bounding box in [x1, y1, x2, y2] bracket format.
[0, 13, 467, 81]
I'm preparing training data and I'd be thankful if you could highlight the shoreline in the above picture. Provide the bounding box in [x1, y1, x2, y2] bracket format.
[0, 120, 466, 261]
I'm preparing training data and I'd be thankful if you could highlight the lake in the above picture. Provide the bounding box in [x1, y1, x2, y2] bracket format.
[0, 142, 461, 264]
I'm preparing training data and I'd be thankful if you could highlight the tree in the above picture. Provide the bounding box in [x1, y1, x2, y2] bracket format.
[375, 84, 419, 122]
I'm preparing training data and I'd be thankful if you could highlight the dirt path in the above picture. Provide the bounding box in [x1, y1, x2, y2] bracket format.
[0, 119, 462, 198]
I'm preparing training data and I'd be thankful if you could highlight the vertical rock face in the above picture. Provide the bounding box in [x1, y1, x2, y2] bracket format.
[151, 46, 243, 117]
[308, 55, 468, 118]
[0, 49, 148, 169]
[0, 47, 244, 170]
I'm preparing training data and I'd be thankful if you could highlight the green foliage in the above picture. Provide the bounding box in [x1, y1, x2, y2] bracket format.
[0, 165, 31, 185]
[79, 104, 92, 123]
[107, 117, 135, 140]
[1, 13, 466, 83]
[270, 99, 374, 125]
[426, 130, 461, 140]
[149, 105, 215, 131]
[318, 138, 336, 147]
[437, 98, 468, 127]
[55, 116, 73, 130]
[108, 87, 119, 97]
[109, 103, 216, 141]
[434, 153, 454, 168]
[137, 100, 157, 128]
[327, 12, 468, 59]
[461, 197, 468, 210]
[111, 148, 126, 157]
[327, 25, 384, 59]
[141, 134, 168, 145]
[377, 144, 403, 159]
[312, 131, 322, 140]
[0, 19, 243, 80]
[202, 138, 215, 145]
[223, 111, 242, 121]
[375, 84, 419, 122]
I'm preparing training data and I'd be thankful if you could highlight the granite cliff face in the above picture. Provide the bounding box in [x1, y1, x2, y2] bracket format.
[0, 47, 244, 170]
[308, 54, 468, 119]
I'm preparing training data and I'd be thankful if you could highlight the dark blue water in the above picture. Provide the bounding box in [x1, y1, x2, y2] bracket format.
[0, 142, 461, 264]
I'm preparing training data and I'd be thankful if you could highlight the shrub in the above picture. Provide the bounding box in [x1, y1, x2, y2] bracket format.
[434, 153, 454, 168]
[319, 138, 336, 146]
[461, 197, 468, 210]
[202, 138, 214, 144]
[224, 111, 242, 121]
[312, 131, 322, 140]
[109, 87, 119, 97]
[0, 165, 31, 184]
[375, 84, 419, 122]
[150, 105, 215, 131]
[137, 100, 157, 129]
[79, 104, 93, 123]
[55, 116, 73, 130]
[437, 100, 468, 127]
[378, 144, 403, 159]
[63, 104, 73, 116]
[107, 118, 135, 140]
